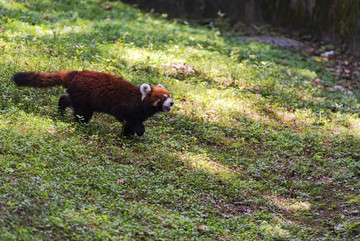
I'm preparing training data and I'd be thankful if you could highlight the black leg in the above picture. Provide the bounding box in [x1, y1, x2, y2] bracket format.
[122, 122, 136, 136]
[72, 103, 93, 124]
[133, 122, 145, 136]
[74, 111, 93, 123]
[122, 121, 145, 137]
[58, 94, 72, 116]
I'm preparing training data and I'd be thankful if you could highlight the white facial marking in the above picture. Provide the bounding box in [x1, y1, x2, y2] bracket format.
[164, 94, 168, 98]
[162, 97, 173, 112]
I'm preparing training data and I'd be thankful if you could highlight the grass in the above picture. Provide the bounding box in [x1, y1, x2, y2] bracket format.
[1, 0, 360, 240]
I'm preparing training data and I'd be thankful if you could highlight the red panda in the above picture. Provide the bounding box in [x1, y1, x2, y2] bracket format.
[13, 70, 174, 136]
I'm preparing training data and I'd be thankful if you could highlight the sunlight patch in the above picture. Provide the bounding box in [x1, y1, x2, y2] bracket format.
[180, 152, 241, 181]
[259, 221, 290, 239]
[0, 0, 25, 10]
[181, 87, 275, 126]
[293, 68, 317, 80]
[0, 110, 60, 136]
[109, 44, 170, 67]
[264, 194, 311, 213]
[349, 118, 360, 137]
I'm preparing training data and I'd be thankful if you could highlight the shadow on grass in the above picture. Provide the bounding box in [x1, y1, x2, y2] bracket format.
[3, 0, 360, 120]
[2, 1, 360, 238]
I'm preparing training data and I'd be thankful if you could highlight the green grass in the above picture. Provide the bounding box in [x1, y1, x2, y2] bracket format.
[1, 0, 360, 240]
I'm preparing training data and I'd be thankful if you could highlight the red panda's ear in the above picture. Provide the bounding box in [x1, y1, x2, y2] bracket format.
[140, 84, 151, 100]
[158, 84, 164, 88]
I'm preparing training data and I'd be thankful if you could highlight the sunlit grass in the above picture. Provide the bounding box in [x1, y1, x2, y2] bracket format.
[259, 221, 291, 239]
[180, 151, 241, 182]
[1, 0, 360, 240]
[0, 110, 60, 136]
[264, 194, 311, 213]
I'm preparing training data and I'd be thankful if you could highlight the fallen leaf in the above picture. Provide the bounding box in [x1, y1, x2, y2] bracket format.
[197, 225, 208, 231]
[333, 85, 353, 95]
[116, 178, 126, 185]
[312, 78, 323, 86]
[325, 87, 334, 92]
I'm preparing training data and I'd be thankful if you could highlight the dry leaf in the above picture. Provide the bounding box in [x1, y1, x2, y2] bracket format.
[197, 225, 208, 231]
[116, 178, 126, 185]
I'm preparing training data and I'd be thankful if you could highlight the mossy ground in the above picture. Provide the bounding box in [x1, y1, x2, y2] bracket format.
[0, 0, 359, 240]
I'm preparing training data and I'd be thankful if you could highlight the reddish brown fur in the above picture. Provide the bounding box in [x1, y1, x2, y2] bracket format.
[13, 71, 73, 87]
[148, 86, 171, 105]
[13, 70, 173, 136]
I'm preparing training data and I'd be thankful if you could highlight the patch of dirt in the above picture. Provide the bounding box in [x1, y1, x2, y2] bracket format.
[164, 63, 199, 79]
[237, 36, 311, 51]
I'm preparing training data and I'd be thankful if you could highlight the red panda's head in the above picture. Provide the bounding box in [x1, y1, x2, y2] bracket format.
[140, 84, 174, 112]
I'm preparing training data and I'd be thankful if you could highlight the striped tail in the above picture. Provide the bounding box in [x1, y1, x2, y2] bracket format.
[13, 71, 78, 88]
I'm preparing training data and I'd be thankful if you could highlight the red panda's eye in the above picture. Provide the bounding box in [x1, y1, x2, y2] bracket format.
[163, 96, 167, 101]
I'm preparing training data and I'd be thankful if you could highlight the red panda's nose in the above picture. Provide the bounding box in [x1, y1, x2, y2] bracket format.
[170, 101, 174, 106]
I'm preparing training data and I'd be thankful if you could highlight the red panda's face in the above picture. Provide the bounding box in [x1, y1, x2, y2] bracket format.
[140, 84, 174, 112]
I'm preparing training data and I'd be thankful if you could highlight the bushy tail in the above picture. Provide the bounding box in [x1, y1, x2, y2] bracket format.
[13, 71, 78, 88]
